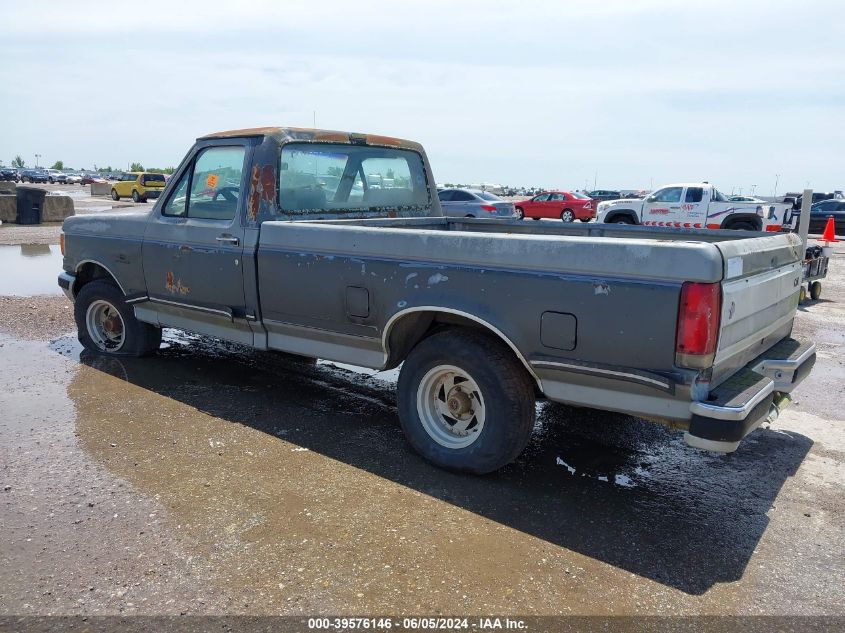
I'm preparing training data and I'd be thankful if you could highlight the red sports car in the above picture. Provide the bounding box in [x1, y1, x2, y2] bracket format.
[514, 191, 595, 222]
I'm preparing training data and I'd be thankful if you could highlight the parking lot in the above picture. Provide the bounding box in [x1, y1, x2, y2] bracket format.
[0, 212, 843, 617]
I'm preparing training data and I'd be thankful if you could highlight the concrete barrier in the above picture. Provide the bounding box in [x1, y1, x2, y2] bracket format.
[90, 182, 111, 196]
[43, 195, 75, 222]
[0, 181, 16, 194]
[0, 194, 16, 222]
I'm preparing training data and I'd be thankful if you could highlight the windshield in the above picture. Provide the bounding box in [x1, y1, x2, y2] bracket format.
[279, 143, 430, 214]
[570, 191, 590, 199]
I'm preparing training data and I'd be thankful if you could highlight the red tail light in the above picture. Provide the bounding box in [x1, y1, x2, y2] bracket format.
[675, 281, 721, 369]
[480, 205, 497, 213]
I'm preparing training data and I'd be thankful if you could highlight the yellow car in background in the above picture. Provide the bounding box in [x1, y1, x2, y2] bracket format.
[110, 172, 167, 203]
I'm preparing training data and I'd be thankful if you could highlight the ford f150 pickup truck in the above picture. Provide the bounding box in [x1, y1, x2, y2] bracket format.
[597, 182, 792, 232]
[58, 127, 816, 474]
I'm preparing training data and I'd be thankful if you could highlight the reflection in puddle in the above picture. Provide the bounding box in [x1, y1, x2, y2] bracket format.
[0, 244, 63, 296]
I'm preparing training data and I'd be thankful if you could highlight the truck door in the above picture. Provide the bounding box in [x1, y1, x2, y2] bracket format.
[140, 142, 254, 343]
[680, 185, 708, 228]
[642, 186, 683, 226]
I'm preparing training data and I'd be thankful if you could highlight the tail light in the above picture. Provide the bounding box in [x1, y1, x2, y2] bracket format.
[60, 233, 65, 256]
[480, 205, 497, 213]
[675, 281, 721, 369]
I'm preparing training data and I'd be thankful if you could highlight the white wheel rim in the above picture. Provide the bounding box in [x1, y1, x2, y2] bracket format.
[416, 364, 486, 449]
[85, 300, 126, 352]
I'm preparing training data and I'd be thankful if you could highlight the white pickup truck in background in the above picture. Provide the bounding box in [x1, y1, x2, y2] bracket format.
[596, 182, 792, 232]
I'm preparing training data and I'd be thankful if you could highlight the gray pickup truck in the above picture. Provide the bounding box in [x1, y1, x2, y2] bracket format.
[58, 127, 816, 473]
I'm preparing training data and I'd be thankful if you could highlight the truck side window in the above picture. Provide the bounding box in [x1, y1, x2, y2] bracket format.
[163, 146, 246, 220]
[650, 187, 683, 203]
[685, 187, 704, 203]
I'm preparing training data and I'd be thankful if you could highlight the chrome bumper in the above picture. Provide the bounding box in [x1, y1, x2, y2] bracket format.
[685, 338, 816, 453]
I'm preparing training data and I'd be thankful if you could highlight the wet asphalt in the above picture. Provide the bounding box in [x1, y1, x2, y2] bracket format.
[0, 244, 843, 617]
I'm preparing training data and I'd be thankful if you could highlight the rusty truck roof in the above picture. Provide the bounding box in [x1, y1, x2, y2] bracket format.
[197, 127, 423, 151]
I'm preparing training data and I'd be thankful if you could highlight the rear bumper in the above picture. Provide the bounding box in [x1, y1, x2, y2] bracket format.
[684, 338, 815, 452]
[143, 189, 163, 199]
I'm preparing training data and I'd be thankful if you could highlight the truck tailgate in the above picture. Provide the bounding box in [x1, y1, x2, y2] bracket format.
[712, 233, 804, 384]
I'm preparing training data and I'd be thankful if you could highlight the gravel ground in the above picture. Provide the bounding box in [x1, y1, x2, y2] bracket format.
[0, 296, 74, 340]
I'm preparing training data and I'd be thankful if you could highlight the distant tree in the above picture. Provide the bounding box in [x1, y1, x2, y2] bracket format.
[386, 168, 395, 179]
[51, 160, 64, 170]
[326, 166, 343, 177]
[11, 155, 25, 168]
[129, 162, 144, 172]
[98, 166, 113, 173]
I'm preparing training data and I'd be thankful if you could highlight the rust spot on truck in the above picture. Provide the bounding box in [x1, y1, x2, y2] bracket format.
[365, 134, 402, 147]
[248, 164, 277, 221]
[165, 271, 190, 295]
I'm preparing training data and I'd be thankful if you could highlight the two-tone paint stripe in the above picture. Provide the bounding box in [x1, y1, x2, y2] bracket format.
[641, 220, 703, 228]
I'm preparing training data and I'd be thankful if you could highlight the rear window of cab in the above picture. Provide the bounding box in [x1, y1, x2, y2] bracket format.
[142, 173, 166, 185]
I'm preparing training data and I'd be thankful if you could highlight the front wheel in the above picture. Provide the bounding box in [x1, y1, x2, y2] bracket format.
[111, 188, 119, 201]
[74, 280, 161, 356]
[560, 209, 575, 222]
[515, 207, 525, 220]
[397, 329, 536, 474]
[612, 217, 632, 224]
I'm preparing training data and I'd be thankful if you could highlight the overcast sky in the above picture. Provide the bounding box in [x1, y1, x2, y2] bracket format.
[2, 0, 843, 194]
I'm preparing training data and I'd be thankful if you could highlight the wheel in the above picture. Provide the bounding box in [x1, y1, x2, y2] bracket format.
[49, 178, 54, 184]
[532, 217, 540, 221]
[729, 222, 756, 231]
[612, 216, 632, 224]
[397, 328, 536, 474]
[465, 214, 475, 218]
[74, 280, 161, 356]
[579, 218, 591, 222]
[111, 188, 120, 201]
[810, 281, 822, 300]
[515, 207, 524, 220]
[132, 190, 140, 203]
[560, 209, 575, 222]
[799, 286, 807, 303]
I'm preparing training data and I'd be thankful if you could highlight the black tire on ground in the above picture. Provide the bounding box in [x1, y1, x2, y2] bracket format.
[810, 281, 822, 300]
[132, 190, 140, 203]
[728, 222, 756, 231]
[611, 216, 632, 224]
[465, 214, 475, 218]
[532, 217, 540, 221]
[799, 286, 807, 303]
[111, 188, 120, 201]
[579, 218, 591, 222]
[560, 209, 575, 222]
[74, 279, 161, 357]
[397, 328, 536, 474]
[515, 207, 524, 220]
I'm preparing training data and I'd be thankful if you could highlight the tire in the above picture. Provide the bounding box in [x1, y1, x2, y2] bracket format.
[560, 209, 575, 222]
[515, 207, 524, 220]
[728, 221, 756, 231]
[799, 286, 807, 303]
[465, 214, 475, 218]
[397, 328, 536, 474]
[579, 218, 591, 222]
[132, 190, 140, 203]
[111, 188, 120, 201]
[611, 216, 632, 224]
[74, 280, 161, 357]
[810, 281, 822, 300]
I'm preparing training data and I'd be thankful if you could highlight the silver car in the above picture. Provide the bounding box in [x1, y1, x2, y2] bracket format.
[437, 188, 515, 218]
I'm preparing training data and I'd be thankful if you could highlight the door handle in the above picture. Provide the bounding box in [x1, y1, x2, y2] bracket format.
[216, 235, 240, 246]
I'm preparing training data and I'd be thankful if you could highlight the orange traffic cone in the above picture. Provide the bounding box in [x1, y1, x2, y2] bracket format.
[818, 216, 839, 244]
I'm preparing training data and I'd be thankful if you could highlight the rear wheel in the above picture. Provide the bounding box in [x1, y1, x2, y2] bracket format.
[74, 280, 161, 356]
[111, 188, 119, 201]
[397, 329, 536, 474]
[799, 286, 807, 303]
[727, 221, 756, 231]
[515, 207, 524, 220]
[132, 190, 141, 203]
[560, 209, 575, 222]
[810, 281, 822, 300]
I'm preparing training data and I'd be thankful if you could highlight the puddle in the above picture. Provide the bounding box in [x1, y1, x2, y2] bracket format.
[0, 244, 63, 296]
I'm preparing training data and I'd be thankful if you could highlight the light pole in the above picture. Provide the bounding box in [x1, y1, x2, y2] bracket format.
[751, 184, 757, 196]
[35, 153, 41, 168]
[773, 174, 780, 198]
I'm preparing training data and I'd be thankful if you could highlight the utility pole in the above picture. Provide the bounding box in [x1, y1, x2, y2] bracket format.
[313, 110, 317, 127]
[751, 184, 757, 196]
[773, 174, 780, 199]
[35, 153, 41, 168]
[593, 170, 597, 190]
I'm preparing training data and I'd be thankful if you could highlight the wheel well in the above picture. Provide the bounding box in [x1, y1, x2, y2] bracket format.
[73, 262, 121, 296]
[721, 214, 762, 231]
[605, 210, 638, 223]
[383, 310, 540, 389]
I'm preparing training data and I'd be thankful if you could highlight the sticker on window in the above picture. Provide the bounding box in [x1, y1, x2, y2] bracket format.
[206, 174, 219, 188]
